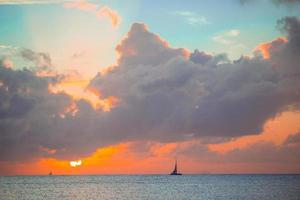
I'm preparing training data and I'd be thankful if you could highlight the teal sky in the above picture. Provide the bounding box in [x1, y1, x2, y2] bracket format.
[1, 0, 300, 76]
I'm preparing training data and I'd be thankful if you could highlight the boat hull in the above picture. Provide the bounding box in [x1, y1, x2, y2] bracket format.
[170, 173, 182, 175]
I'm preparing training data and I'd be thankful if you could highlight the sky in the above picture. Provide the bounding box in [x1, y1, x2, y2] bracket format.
[0, 0, 300, 175]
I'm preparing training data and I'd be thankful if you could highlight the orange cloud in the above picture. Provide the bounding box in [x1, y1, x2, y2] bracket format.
[256, 37, 287, 59]
[1, 124, 300, 176]
[100, 64, 118, 75]
[100, 96, 119, 112]
[49, 76, 119, 112]
[59, 101, 78, 118]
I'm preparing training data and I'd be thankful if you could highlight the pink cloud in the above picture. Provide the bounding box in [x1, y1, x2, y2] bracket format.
[64, 1, 97, 11]
[0, 58, 13, 68]
[97, 6, 121, 28]
[63, 0, 121, 27]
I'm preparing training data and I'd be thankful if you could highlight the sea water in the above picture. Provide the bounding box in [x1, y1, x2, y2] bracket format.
[0, 175, 300, 200]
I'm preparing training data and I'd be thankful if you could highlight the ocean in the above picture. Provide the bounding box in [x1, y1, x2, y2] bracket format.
[0, 175, 299, 200]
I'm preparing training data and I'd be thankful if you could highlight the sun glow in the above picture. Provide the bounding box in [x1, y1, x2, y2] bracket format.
[49, 79, 119, 111]
[208, 111, 300, 154]
[70, 160, 82, 167]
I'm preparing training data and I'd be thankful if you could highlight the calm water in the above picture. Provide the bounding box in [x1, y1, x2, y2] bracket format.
[0, 175, 300, 200]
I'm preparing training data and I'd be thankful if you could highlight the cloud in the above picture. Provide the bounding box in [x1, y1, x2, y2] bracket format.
[0, 0, 72, 5]
[205, 135, 300, 172]
[0, 57, 13, 68]
[90, 17, 300, 140]
[63, 0, 97, 11]
[212, 29, 245, 58]
[273, 0, 300, 3]
[173, 11, 210, 26]
[0, 45, 19, 58]
[19, 48, 60, 78]
[0, 45, 16, 49]
[284, 132, 300, 146]
[239, 0, 300, 5]
[0, 46, 58, 76]
[0, 17, 300, 163]
[0, 64, 72, 161]
[212, 29, 240, 44]
[189, 49, 213, 65]
[20, 48, 52, 68]
[63, 0, 121, 28]
[255, 37, 287, 59]
[97, 6, 121, 27]
[227, 29, 240, 36]
[272, 0, 300, 4]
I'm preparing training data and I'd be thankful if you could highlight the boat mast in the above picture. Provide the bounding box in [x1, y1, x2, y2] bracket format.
[174, 159, 177, 173]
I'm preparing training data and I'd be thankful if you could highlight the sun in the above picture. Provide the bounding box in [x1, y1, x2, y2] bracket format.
[70, 160, 82, 167]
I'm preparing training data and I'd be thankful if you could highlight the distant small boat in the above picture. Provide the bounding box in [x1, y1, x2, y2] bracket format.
[170, 160, 182, 175]
[49, 171, 53, 176]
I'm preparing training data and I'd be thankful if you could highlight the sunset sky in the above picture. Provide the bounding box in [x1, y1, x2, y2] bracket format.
[0, 0, 300, 175]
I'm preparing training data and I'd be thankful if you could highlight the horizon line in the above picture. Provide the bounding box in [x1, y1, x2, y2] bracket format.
[1, 173, 300, 177]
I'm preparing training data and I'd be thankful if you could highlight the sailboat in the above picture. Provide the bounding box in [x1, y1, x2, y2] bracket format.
[170, 160, 182, 175]
[48, 170, 53, 176]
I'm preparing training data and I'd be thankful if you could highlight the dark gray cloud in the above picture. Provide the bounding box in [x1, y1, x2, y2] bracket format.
[239, 0, 300, 4]
[0, 65, 72, 161]
[284, 132, 300, 145]
[273, 0, 300, 4]
[90, 17, 300, 139]
[20, 48, 52, 68]
[185, 141, 300, 173]
[189, 49, 212, 65]
[0, 17, 300, 162]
